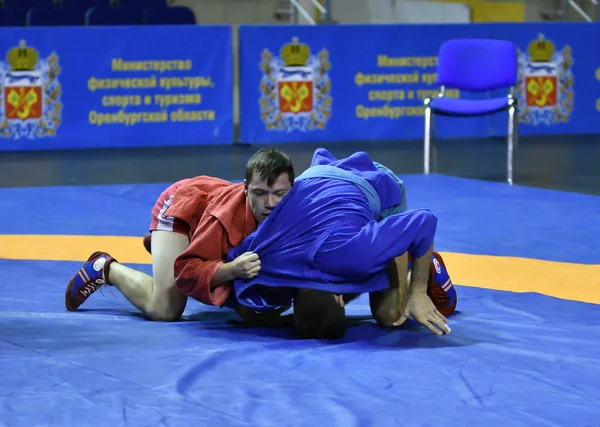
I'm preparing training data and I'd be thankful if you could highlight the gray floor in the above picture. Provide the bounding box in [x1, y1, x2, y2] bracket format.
[1, 135, 598, 195]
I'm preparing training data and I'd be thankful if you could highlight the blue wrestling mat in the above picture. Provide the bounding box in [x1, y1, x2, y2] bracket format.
[1, 175, 599, 426]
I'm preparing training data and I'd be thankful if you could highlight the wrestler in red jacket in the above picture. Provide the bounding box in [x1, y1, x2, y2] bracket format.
[65, 148, 295, 322]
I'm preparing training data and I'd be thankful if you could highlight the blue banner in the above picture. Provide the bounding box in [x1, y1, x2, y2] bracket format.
[489, 22, 600, 137]
[239, 24, 495, 144]
[240, 22, 600, 144]
[0, 25, 233, 151]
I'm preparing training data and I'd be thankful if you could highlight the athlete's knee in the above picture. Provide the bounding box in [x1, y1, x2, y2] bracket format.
[372, 307, 402, 328]
[369, 289, 405, 328]
[145, 305, 183, 322]
[145, 287, 186, 322]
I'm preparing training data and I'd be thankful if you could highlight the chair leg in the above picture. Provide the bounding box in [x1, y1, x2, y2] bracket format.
[513, 108, 519, 181]
[431, 114, 438, 173]
[507, 105, 516, 185]
[424, 105, 432, 174]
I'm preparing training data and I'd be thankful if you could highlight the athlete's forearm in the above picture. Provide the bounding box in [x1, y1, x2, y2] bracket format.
[210, 262, 237, 288]
[408, 243, 433, 295]
[368, 253, 410, 328]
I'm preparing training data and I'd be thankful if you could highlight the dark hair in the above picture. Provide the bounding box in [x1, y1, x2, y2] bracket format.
[245, 148, 295, 187]
[293, 289, 346, 340]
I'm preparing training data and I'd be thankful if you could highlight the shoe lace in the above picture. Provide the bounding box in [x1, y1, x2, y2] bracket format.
[99, 285, 119, 300]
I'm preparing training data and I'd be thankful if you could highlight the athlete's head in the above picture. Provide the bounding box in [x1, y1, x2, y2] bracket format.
[245, 148, 295, 223]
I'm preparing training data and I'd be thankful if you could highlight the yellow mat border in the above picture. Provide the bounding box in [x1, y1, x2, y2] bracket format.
[1, 234, 598, 305]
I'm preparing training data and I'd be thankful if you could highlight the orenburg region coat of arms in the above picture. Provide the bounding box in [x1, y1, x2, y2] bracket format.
[259, 37, 332, 132]
[0, 40, 62, 140]
[514, 33, 573, 125]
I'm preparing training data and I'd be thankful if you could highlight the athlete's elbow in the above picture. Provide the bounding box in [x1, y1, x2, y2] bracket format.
[173, 258, 194, 296]
[413, 209, 438, 242]
[416, 209, 438, 230]
[405, 210, 438, 259]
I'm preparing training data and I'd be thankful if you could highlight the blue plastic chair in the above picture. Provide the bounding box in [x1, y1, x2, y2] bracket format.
[60, 0, 111, 15]
[0, 8, 26, 26]
[118, 0, 167, 7]
[3, 0, 56, 10]
[142, 6, 195, 25]
[424, 38, 519, 184]
[85, 6, 142, 25]
[27, 6, 84, 25]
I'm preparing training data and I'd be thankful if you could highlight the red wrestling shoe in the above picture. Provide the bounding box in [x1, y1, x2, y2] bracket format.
[426, 251, 457, 317]
[143, 233, 152, 254]
[65, 251, 117, 311]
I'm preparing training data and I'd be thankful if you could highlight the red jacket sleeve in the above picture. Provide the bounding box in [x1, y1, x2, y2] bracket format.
[173, 216, 232, 306]
[166, 178, 255, 307]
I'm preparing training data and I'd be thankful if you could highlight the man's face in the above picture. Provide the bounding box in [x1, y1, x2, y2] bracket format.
[246, 172, 292, 223]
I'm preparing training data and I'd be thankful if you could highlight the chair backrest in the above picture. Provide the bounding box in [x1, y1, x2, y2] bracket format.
[437, 38, 517, 92]
[142, 6, 196, 25]
[0, 8, 26, 26]
[27, 6, 84, 25]
[85, 6, 142, 25]
[26, 0, 57, 8]
[60, 0, 111, 14]
[118, 0, 167, 8]
[4, 0, 56, 13]
[2, 0, 27, 13]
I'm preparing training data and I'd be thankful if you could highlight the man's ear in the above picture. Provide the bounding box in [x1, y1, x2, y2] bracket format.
[244, 179, 248, 194]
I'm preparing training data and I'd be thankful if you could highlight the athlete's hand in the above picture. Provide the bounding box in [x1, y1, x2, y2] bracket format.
[394, 292, 450, 336]
[232, 252, 261, 279]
